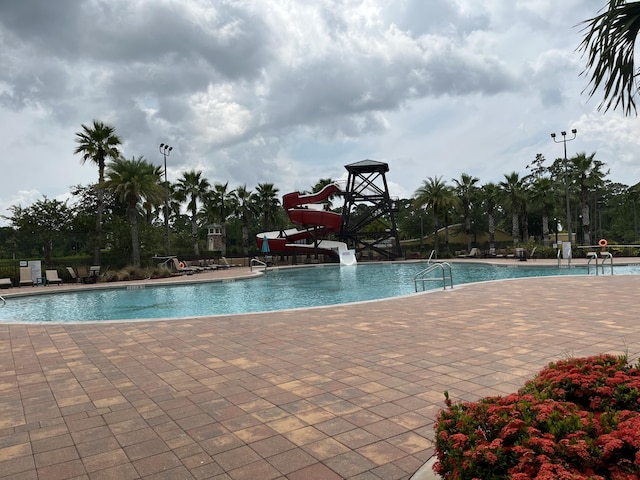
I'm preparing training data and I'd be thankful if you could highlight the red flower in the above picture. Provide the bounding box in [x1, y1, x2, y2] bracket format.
[435, 355, 640, 479]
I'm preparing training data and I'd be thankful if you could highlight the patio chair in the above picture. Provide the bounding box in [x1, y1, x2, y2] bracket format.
[77, 265, 93, 283]
[459, 247, 481, 258]
[45, 270, 63, 285]
[199, 260, 218, 271]
[88, 265, 101, 282]
[19, 266, 33, 287]
[66, 266, 80, 283]
[0, 278, 12, 289]
[218, 257, 232, 269]
[223, 256, 243, 267]
[184, 261, 205, 272]
[171, 258, 199, 275]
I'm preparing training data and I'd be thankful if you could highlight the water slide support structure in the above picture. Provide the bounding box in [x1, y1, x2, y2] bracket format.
[256, 159, 400, 264]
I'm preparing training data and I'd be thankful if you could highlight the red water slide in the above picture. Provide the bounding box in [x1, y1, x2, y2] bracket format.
[282, 183, 341, 210]
[283, 183, 342, 233]
[256, 183, 342, 253]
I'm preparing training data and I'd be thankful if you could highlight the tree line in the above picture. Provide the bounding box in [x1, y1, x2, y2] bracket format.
[1, 119, 639, 267]
[411, 152, 640, 257]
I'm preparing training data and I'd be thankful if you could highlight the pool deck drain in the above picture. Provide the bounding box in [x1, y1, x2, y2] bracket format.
[0, 259, 639, 479]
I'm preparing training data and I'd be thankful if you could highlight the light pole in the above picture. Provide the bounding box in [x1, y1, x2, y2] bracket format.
[550, 129, 577, 260]
[159, 143, 173, 255]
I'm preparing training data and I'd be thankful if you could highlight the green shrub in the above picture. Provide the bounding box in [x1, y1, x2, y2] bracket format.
[435, 354, 640, 479]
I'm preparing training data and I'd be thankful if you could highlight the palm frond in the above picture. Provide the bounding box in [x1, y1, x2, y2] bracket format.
[579, 0, 640, 115]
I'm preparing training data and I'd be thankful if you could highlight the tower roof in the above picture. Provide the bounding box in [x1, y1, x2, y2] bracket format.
[344, 159, 389, 173]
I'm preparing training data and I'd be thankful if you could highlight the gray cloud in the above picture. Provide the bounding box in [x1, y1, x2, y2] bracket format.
[0, 0, 634, 225]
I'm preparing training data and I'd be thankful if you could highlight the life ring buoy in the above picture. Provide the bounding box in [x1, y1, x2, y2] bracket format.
[179, 262, 185, 268]
[598, 239, 608, 247]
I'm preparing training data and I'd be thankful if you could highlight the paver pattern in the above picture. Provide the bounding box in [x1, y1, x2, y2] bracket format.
[0, 262, 639, 479]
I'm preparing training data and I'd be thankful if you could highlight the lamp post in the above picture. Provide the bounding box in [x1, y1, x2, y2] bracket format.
[159, 143, 173, 255]
[550, 129, 577, 261]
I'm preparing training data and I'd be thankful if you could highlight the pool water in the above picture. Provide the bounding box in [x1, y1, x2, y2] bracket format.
[1, 262, 638, 323]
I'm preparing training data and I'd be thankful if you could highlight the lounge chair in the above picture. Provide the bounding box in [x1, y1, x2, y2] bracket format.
[45, 270, 63, 285]
[77, 265, 93, 283]
[199, 260, 218, 271]
[0, 278, 12, 289]
[171, 258, 199, 275]
[218, 257, 231, 269]
[19, 266, 33, 287]
[459, 247, 481, 258]
[222, 256, 242, 267]
[184, 261, 205, 272]
[66, 266, 80, 283]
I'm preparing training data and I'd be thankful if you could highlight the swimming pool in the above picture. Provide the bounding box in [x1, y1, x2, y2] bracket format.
[1, 262, 638, 323]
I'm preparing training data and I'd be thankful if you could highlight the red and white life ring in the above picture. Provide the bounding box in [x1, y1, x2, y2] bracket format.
[598, 239, 608, 248]
[179, 262, 185, 268]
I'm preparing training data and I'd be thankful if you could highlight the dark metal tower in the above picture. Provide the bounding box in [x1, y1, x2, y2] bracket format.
[339, 159, 403, 260]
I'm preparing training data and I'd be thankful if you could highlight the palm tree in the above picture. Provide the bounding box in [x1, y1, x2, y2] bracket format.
[74, 120, 122, 265]
[529, 177, 556, 247]
[142, 164, 165, 226]
[175, 170, 210, 256]
[500, 172, 525, 245]
[103, 156, 164, 267]
[452, 173, 479, 252]
[413, 176, 453, 258]
[167, 183, 182, 227]
[230, 185, 257, 256]
[572, 152, 608, 245]
[255, 183, 280, 232]
[580, 1, 640, 114]
[481, 183, 500, 254]
[441, 192, 460, 255]
[207, 182, 235, 256]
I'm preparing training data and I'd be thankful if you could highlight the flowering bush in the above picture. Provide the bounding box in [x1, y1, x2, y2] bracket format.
[434, 354, 640, 479]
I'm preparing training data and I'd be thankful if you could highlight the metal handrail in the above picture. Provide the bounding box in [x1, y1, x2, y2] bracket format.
[414, 262, 453, 292]
[0, 295, 5, 306]
[427, 250, 436, 263]
[586, 251, 614, 275]
[250, 258, 267, 272]
[557, 245, 572, 267]
[586, 252, 599, 275]
[600, 251, 614, 275]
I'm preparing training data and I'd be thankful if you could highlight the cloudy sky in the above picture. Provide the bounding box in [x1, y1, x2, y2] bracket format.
[1, 0, 639, 226]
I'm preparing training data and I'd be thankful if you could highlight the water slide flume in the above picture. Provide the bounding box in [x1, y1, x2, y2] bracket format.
[257, 183, 357, 265]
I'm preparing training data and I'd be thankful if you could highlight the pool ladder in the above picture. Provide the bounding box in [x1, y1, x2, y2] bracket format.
[0, 294, 5, 306]
[586, 251, 613, 275]
[250, 258, 267, 272]
[414, 262, 453, 292]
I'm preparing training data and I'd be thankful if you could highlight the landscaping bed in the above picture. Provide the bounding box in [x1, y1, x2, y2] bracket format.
[434, 354, 640, 479]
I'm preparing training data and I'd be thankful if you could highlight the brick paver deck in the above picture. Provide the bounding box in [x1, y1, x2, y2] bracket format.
[1, 262, 639, 479]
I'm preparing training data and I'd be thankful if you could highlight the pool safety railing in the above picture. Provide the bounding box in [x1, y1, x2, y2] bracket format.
[587, 251, 613, 275]
[414, 262, 453, 292]
[250, 258, 267, 272]
[557, 248, 572, 268]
